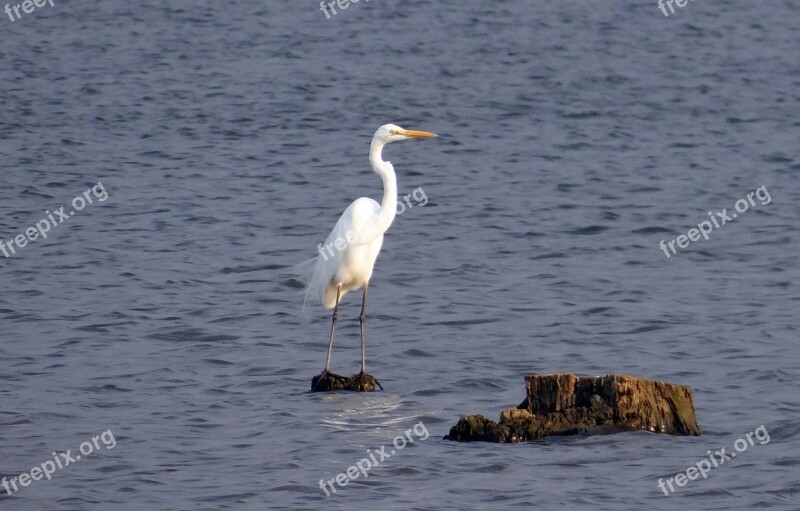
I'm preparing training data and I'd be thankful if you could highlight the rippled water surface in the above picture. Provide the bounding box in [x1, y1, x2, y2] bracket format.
[1, 1, 799, 510]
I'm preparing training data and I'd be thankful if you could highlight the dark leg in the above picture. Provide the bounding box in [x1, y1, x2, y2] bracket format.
[359, 284, 368, 373]
[313, 283, 381, 392]
[355, 284, 382, 390]
[323, 285, 341, 372]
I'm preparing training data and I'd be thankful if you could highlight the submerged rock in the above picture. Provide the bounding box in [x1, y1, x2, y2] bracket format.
[311, 371, 383, 392]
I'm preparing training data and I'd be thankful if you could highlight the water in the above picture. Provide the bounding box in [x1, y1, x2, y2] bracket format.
[1, 1, 798, 509]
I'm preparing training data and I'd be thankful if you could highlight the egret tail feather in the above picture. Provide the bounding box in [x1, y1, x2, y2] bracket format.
[285, 257, 322, 310]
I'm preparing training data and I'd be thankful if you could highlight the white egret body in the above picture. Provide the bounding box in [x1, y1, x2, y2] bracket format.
[305, 124, 436, 385]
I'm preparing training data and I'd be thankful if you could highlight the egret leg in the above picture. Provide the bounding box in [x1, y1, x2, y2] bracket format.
[359, 284, 368, 373]
[323, 285, 341, 372]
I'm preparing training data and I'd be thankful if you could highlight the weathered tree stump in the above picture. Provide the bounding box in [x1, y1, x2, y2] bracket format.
[311, 371, 383, 392]
[445, 373, 699, 442]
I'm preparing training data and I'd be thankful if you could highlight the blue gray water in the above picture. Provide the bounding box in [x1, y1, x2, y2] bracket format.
[1, 1, 798, 510]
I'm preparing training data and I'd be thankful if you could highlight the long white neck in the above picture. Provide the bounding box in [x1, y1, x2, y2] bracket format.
[361, 137, 397, 242]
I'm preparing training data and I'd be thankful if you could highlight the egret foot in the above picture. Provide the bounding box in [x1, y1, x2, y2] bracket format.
[310, 370, 383, 392]
[352, 371, 383, 392]
[311, 370, 350, 392]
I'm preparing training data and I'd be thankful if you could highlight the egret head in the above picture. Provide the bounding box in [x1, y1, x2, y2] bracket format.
[374, 124, 437, 144]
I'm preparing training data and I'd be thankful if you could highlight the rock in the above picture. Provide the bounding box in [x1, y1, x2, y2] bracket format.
[311, 371, 383, 392]
[445, 373, 700, 442]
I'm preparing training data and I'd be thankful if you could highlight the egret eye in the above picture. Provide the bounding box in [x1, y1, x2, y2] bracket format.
[390, 130, 398, 135]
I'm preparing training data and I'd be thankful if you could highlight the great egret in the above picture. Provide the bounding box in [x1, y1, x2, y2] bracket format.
[305, 124, 437, 390]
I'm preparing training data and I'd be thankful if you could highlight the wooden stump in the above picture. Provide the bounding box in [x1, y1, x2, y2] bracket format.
[445, 373, 699, 442]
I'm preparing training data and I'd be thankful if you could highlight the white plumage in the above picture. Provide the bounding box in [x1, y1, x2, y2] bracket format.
[302, 123, 437, 379]
[308, 196, 385, 309]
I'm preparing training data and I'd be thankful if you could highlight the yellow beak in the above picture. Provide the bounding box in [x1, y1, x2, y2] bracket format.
[400, 129, 437, 139]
